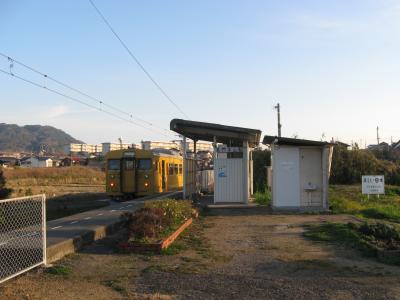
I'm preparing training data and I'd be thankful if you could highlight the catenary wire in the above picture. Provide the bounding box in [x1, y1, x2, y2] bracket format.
[0, 52, 172, 135]
[0, 67, 174, 138]
[88, 0, 189, 119]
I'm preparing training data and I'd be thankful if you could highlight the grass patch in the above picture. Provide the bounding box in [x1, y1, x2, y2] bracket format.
[330, 185, 400, 222]
[102, 280, 126, 294]
[304, 222, 400, 265]
[141, 265, 164, 274]
[45, 265, 72, 276]
[161, 242, 186, 255]
[254, 189, 272, 206]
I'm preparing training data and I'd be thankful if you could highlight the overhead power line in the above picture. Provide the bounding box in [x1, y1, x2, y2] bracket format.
[88, 0, 189, 119]
[0, 52, 174, 137]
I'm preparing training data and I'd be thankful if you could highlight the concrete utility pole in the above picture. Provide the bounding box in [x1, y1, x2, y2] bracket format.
[376, 126, 380, 145]
[274, 103, 282, 137]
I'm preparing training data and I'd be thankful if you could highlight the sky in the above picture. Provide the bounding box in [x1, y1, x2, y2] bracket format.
[1, 0, 400, 146]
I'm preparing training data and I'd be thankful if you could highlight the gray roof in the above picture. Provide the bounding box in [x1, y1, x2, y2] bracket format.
[170, 119, 261, 147]
[263, 135, 334, 147]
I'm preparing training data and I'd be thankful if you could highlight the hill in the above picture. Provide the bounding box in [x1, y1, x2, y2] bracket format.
[0, 123, 83, 153]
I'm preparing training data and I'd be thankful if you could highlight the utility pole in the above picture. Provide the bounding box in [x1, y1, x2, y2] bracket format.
[376, 126, 380, 145]
[274, 103, 282, 137]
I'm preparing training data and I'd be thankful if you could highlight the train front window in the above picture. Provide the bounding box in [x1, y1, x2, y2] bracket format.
[125, 159, 134, 170]
[108, 159, 120, 170]
[137, 159, 151, 170]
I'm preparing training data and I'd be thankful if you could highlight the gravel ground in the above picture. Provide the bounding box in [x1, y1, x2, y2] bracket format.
[1, 210, 400, 299]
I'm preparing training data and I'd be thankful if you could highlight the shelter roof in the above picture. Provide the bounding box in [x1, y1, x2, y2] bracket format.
[263, 135, 334, 147]
[170, 119, 261, 147]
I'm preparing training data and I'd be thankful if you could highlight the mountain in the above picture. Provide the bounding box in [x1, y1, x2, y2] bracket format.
[0, 123, 83, 153]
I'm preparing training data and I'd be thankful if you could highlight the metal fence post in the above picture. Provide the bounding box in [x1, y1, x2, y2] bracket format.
[42, 194, 47, 265]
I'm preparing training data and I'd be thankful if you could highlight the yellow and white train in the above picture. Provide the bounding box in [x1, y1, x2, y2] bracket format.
[105, 148, 183, 199]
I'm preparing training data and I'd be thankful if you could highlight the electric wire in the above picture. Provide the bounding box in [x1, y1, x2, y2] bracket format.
[0, 67, 173, 138]
[88, 0, 189, 119]
[0, 52, 173, 135]
[0, 52, 166, 131]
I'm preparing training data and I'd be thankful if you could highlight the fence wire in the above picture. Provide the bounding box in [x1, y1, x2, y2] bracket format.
[0, 194, 46, 283]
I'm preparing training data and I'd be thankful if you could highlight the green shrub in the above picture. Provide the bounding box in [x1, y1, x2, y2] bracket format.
[122, 199, 193, 242]
[255, 189, 272, 206]
[0, 169, 12, 200]
[144, 199, 193, 226]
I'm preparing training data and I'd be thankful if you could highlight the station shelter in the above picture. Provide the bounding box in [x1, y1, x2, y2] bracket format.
[170, 119, 261, 203]
[263, 136, 334, 211]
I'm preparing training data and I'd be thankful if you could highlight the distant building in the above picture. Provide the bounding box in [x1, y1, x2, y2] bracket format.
[20, 156, 53, 168]
[367, 142, 390, 151]
[0, 156, 18, 168]
[141, 140, 213, 153]
[64, 143, 103, 155]
[141, 141, 180, 151]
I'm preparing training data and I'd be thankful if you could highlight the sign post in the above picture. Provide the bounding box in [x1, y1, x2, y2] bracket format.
[362, 175, 384, 198]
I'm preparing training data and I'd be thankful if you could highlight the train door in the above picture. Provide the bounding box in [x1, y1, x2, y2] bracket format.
[161, 160, 167, 191]
[122, 158, 135, 194]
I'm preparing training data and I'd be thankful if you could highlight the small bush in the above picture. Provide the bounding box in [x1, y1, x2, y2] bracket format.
[0, 169, 12, 200]
[144, 199, 193, 226]
[125, 207, 167, 240]
[123, 199, 193, 242]
[255, 189, 272, 206]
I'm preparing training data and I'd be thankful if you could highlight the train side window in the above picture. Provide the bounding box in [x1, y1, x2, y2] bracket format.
[179, 164, 183, 174]
[124, 159, 134, 170]
[174, 164, 178, 174]
[169, 164, 174, 175]
[108, 159, 120, 170]
[137, 159, 152, 170]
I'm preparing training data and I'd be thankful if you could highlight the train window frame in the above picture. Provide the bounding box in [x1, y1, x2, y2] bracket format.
[108, 159, 120, 171]
[137, 159, 152, 170]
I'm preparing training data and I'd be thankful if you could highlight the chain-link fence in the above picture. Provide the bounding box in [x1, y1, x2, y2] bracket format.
[0, 194, 46, 284]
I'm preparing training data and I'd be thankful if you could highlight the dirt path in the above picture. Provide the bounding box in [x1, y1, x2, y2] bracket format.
[1, 211, 400, 299]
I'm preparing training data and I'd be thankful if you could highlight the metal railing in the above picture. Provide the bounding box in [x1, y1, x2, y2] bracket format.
[0, 194, 46, 284]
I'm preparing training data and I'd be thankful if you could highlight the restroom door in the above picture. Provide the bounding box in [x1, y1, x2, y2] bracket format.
[299, 148, 322, 206]
[273, 146, 300, 207]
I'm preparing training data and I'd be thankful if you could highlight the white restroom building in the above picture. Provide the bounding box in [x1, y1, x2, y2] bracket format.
[263, 136, 334, 211]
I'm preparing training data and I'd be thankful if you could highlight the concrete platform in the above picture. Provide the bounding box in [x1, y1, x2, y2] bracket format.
[46, 191, 182, 263]
[206, 203, 259, 209]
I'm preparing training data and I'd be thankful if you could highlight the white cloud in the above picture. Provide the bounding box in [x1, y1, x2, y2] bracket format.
[43, 104, 70, 119]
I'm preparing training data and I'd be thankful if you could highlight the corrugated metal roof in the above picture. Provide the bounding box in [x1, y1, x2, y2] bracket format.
[263, 135, 334, 146]
[170, 119, 261, 147]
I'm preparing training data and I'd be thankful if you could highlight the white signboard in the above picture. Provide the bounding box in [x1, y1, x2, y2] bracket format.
[362, 175, 384, 195]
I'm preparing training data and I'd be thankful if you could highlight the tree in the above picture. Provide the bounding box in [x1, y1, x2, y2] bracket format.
[252, 148, 271, 192]
[0, 169, 12, 199]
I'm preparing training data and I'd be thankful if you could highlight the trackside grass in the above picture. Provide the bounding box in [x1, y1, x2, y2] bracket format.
[330, 185, 400, 223]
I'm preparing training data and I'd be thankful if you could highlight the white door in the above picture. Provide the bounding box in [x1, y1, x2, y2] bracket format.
[214, 158, 243, 203]
[273, 146, 300, 207]
[299, 148, 322, 206]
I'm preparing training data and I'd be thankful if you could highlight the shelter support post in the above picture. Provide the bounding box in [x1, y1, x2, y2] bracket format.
[243, 140, 249, 203]
[183, 136, 187, 199]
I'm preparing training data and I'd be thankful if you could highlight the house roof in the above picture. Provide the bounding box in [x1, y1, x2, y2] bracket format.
[170, 119, 262, 147]
[263, 135, 334, 147]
